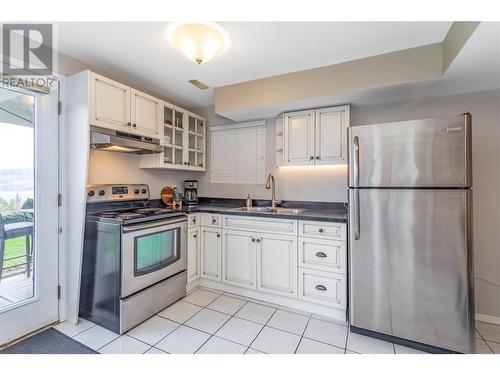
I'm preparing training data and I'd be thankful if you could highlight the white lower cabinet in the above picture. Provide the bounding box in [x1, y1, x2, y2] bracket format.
[222, 230, 256, 289]
[200, 227, 222, 282]
[189, 214, 347, 319]
[256, 233, 297, 297]
[187, 227, 201, 283]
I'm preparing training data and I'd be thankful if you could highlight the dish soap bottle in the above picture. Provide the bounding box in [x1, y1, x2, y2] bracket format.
[245, 194, 253, 208]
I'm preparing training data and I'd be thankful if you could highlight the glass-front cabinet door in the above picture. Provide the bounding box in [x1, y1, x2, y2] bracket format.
[187, 114, 205, 169]
[162, 105, 185, 167]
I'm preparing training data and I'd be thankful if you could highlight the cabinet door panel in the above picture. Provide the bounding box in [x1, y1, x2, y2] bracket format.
[222, 230, 256, 289]
[187, 227, 201, 283]
[90, 73, 130, 131]
[284, 110, 314, 166]
[315, 107, 346, 165]
[257, 234, 297, 297]
[201, 227, 221, 282]
[131, 89, 161, 137]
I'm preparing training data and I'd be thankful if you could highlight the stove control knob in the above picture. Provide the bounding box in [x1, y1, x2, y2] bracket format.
[88, 190, 95, 197]
[134, 189, 140, 194]
[98, 190, 105, 196]
[141, 188, 147, 194]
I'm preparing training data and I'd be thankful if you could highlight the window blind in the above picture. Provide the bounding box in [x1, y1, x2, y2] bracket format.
[210, 121, 266, 184]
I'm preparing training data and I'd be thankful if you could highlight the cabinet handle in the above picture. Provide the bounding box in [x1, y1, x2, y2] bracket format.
[127, 122, 131, 127]
[251, 238, 256, 242]
[315, 156, 320, 160]
[315, 285, 327, 291]
[315, 252, 327, 258]
[132, 123, 137, 128]
[319, 228, 324, 233]
[256, 238, 261, 243]
[217, 233, 221, 238]
[309, 156, 314, 160]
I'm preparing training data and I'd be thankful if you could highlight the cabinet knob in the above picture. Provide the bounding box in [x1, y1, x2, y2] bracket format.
[212, 218, 216, 224]
[315, 156, 320, 160]
[315, 285, 327, 292]
[127, 122, 131, 127]
[132, 123, 137, 128]
[252, 238, 256, 242]
[309, 156, 314, 160]
[217, 233, 221, 238]
[319, 228, 324, 233]
[315, 252, 327, 258]
[256, 238, 261, 243]
[193, 218, 196, 224]
[193, 234, 197, 238]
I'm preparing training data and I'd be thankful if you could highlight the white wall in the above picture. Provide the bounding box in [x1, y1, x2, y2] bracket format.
[87, 150, 198, 198]
[196, 89, 500, 319]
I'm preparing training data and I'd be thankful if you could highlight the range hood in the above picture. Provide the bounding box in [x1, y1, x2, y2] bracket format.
[90, 126, 163, 154]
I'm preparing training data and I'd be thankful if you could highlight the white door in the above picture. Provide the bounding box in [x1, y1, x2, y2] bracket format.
[130, 89, 161, 137]
[90, 72, 131, 131]
[0, 85, 60, 345]
[256, 233, 297, 297]
[315, 107, 346, 165]
[222, 230, 256, 290]
[283, 110, 315, 166]
[187, 227, 201, 283]
[200, 227, 221, 282]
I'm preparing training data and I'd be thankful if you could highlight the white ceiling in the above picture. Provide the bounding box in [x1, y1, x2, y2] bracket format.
[56, 22, 452, 108]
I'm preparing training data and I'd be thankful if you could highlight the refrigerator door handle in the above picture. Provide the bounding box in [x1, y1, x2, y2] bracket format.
[353, 136, 360, 187]
[354, 189, 360, 240]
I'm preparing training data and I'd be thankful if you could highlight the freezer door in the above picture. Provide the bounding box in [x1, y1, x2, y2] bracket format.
[348, 114, 472, 188]
[348, 188, 474, 353]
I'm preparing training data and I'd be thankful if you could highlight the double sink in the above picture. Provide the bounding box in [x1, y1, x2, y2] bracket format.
[229, 206, 306, 215]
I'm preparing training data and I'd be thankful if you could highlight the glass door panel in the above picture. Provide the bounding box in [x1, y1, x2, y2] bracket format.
[134, 229, 180, 276]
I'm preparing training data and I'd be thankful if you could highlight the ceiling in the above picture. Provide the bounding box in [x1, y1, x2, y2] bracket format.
[56, 22, 453, 108]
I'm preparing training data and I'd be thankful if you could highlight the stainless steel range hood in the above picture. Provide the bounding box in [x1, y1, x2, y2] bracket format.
[90, 126, 163, 154]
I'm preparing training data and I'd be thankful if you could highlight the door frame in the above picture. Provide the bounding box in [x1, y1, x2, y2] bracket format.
[0, 81, 61, 345]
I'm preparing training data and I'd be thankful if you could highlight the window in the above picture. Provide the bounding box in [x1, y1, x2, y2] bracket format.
[210, 121, 266, 184]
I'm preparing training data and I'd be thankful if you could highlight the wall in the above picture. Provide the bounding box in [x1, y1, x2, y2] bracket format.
[197, 89, 500, 319]
[87, 150, 198, 198]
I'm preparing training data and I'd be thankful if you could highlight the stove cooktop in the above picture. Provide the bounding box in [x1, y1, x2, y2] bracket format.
[90, 207, 184, 225]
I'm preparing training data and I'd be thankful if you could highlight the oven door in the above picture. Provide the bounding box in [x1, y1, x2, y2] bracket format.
[121, 217, 187, 298]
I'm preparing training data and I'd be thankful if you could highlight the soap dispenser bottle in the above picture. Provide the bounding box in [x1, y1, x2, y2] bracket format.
[245, 194, 253, 208]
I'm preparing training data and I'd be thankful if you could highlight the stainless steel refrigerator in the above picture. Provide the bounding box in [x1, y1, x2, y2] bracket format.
[348, 114, 474, 353]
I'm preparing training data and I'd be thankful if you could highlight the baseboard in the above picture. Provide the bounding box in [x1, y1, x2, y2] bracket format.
[199, 278, 347, 323]
[476, 313, 500, 326]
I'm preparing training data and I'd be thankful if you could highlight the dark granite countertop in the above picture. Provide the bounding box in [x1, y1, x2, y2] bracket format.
[181, 197, 348, 223]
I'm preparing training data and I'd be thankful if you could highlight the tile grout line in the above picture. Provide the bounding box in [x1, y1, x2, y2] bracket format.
[246, 306, 281, 353]
[294, 315, 312, 354]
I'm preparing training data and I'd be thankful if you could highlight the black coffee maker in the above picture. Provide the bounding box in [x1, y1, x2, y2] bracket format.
[184, 180, 198, 206]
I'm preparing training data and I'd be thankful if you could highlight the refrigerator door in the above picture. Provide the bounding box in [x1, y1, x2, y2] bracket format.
[349, 188, 474, 353]
[348, 114, 472, 188]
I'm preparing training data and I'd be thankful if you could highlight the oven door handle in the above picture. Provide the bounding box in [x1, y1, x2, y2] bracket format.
[122, 217, 187, 233]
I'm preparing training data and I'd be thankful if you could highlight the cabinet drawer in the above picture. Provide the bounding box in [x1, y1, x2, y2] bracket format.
[187, 214, 200, 228]
[201, 213, 222, 227]
[299, 238, 346, 274]
[299, 220, 346, 241]
[298, 268, 346, 309]
[222, 215, 297, 235]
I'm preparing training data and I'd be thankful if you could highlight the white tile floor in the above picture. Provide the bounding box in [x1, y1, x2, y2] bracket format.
[54, 287, 500, 354]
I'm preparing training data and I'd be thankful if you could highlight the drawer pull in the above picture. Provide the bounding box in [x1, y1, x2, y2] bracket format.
[315, 252, 327, 258]
[318, 228, 324, 233]
[315, 285, 327, 292]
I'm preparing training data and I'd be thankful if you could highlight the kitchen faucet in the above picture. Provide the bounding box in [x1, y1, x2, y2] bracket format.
[265, 173, 282, 208]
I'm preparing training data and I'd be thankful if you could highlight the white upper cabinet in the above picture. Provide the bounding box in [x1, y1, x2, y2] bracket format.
[90, 73, 131, 131]
[283, 110, 315, 165]
[282, 105, 349, 166]
[130, 89, 161, 137]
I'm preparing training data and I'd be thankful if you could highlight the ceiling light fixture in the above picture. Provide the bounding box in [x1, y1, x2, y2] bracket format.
[168, 23, 229, 64]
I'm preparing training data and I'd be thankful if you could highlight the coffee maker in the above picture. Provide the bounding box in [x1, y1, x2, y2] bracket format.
[183, 180, 198, 206]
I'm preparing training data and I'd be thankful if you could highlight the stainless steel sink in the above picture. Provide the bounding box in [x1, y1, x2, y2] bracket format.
[229, 207, 306, 215]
